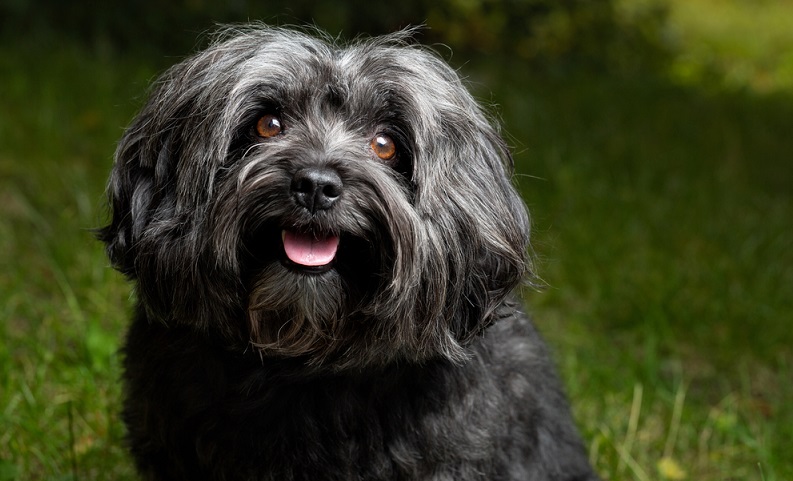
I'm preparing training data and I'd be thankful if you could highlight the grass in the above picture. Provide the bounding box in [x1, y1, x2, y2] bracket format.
[1, 4, 792, 479]
[0, 41, 153, 479]
[496, 71, 793, 480]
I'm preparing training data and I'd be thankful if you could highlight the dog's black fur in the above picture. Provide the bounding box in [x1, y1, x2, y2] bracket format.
[100, 26, 599, 480]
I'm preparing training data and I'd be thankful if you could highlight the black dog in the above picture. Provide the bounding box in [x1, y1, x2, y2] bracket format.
[100, 26, 599, 480]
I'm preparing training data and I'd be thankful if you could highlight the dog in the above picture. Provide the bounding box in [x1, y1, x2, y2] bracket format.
[100, 25, 599, 481]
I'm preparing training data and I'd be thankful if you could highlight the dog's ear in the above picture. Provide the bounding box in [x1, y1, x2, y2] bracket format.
[439, 127, 532, 342]
[98, 51, 248, 329]
[98, 46, 224, 277]
[405, 73, 533, 344]
[98, 99, 183, 277]
[460, 130, 532, 341]
[98, 123, 154, 277]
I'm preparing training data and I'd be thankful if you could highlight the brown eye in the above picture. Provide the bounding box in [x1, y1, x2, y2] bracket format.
[256, 114, 283, 138]
[370, 133, 396, 161]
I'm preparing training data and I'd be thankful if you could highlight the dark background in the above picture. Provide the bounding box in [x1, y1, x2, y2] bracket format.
[1, 0, 670, 69]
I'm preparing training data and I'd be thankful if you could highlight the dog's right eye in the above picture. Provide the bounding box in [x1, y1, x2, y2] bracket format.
[256, 114, 283, 138]
[370, 134, 397, 162]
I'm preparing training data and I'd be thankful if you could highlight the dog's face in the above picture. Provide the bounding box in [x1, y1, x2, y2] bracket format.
[101, 27, 531, 368]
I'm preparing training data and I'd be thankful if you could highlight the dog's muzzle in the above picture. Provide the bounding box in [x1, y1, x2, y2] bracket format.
[282, 167, 343, 270]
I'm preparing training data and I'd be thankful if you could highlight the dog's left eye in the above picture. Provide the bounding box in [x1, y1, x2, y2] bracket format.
[256, 114, 283, 138]
[370, 134, 396, 161]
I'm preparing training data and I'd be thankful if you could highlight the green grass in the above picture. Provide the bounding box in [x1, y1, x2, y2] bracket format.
[0, 41, 153, 479]
[2, 9, 792, 480]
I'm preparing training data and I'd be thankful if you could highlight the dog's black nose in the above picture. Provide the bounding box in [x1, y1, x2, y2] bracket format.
[291, 167, 343, 213]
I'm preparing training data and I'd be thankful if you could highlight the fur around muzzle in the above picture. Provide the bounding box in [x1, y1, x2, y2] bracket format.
[99, 25, 531, 368]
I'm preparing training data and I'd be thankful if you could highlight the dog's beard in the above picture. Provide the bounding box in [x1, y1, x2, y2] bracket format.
[247, 263, 346, 356]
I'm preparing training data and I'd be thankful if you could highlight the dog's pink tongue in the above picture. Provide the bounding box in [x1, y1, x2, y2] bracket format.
[282, 230, 339, 267]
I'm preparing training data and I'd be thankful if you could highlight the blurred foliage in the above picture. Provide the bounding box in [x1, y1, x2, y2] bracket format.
[0, 0, 673, 72]
[665, 0, 793, 92]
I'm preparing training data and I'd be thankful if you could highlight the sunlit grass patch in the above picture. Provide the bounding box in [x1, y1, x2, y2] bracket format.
[660, 0, 793, 91]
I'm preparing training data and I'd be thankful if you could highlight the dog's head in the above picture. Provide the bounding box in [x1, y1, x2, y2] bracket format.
[101, 26, 531, 368]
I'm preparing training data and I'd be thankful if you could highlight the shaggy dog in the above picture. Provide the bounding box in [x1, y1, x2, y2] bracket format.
[100, 25, 599, 481]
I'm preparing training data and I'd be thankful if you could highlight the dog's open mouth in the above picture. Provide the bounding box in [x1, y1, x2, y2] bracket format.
[281, 230, 339, 271]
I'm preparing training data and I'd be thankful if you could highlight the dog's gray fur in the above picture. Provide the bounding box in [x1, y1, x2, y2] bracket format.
[101, 25, 599, 480]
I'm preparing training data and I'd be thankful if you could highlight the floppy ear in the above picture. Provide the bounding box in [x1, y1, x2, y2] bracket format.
[98, 120, 153, 278]
[98, 45, 224, 278]
[97, 50, 250, 329]
[98, 101, 182, 278]
[460, 128, 533, 339]
[399, 54, 531, 343]
[422, 123, 532, 343]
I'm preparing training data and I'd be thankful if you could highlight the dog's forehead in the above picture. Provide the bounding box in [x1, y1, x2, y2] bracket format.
[229, 36, 449, 112]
